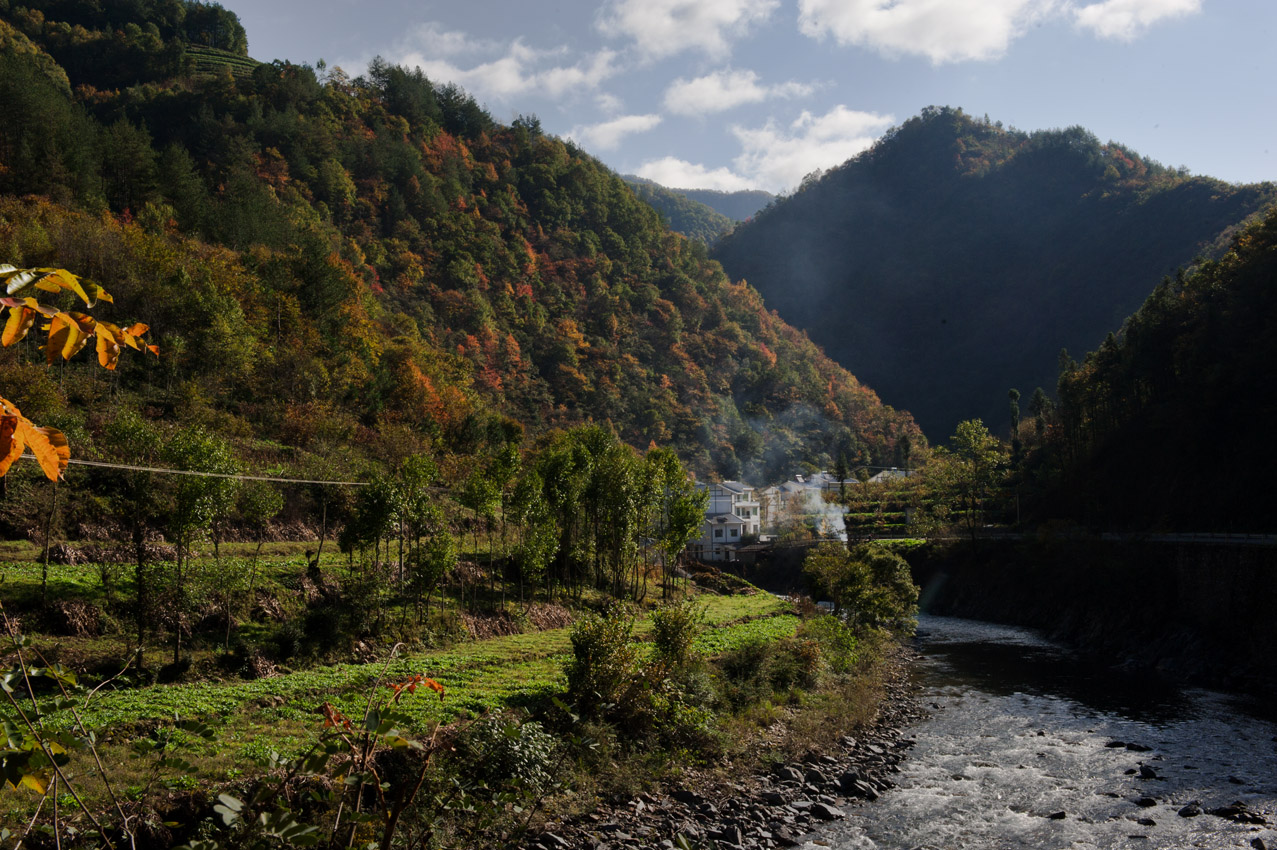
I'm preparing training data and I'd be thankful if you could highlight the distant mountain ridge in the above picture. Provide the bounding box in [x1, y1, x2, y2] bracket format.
[626, 177, 773, 222]
[623, 177, 736, 245]
[676, 187, 774, 221]
[712, 106, 1277, 438]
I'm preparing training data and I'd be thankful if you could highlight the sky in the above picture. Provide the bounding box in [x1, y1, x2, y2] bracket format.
[229, 0, 1276, 195]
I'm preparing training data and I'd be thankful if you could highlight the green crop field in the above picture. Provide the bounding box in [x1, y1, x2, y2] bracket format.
[39, 592, 789, 738]
[185, 45, 260, 77]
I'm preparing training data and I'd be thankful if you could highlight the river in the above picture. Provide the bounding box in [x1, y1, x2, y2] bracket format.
[805, 616, 1277, 849]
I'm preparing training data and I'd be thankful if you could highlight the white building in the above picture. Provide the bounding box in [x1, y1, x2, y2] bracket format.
[687, 480, 761, 562]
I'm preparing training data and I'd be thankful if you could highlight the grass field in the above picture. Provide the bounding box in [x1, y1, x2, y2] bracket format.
[2, 579, 794, 816]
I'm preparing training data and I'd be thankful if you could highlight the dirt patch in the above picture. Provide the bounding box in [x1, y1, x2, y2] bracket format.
[77, 541, 178, 564]
[46, 542, 82, 565]
[525, 603, 574, 631]
[687, 565, 758, 595]
[253, 591, 287, 621]
[46, 600, 103, 637]
[460, 603, 575, 639]
[461, 610, 522, 640]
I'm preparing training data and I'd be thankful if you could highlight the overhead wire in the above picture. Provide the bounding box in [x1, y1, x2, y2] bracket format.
[17, 453, 369, 486]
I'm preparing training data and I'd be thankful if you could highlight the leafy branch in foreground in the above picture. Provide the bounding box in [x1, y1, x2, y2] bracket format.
[0, 264, 157, 480]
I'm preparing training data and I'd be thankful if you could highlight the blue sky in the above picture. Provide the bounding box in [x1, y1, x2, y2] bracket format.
[230, 1, 1275, 194]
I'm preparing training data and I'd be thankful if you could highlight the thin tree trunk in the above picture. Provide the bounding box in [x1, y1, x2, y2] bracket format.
[40, 480, 58, 607]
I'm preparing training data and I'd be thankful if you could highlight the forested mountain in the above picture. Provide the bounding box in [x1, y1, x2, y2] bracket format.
[1027, 207, 1277, 532]
[0, 0, 920, 488]
[623, 176, 736, 245]
[679, 187, 774, 221]
[712, 106, 1277, 439]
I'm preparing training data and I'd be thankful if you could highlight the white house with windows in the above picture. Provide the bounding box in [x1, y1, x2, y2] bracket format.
[686, 480, 761, 562]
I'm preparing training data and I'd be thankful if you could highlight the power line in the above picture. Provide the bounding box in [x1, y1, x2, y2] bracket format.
[18, 454, 369, 486]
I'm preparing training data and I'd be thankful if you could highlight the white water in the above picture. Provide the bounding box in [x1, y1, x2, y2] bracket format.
[807, 616, 1277, 849]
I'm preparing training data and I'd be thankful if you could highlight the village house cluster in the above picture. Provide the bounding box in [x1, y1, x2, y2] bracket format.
[686, 470, 913, 563]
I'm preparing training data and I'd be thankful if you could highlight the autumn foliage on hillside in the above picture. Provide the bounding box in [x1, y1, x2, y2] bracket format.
[0, 0, 919, 486]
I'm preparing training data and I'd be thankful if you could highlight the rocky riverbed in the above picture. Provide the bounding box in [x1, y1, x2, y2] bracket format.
[525, 660, 927, 850]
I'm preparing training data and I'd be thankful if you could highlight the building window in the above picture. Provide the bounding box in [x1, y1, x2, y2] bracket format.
[714, 529, 723, 539]
[730, 528, 738, 537]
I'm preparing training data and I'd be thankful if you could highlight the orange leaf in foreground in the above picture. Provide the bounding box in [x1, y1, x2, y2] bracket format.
[2, 304, 36, 346]
[0, 397, 68, 480]
[0, 415, 21, 476]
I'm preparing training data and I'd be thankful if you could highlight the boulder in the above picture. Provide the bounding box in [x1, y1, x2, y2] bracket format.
[811, 803, 846, 821]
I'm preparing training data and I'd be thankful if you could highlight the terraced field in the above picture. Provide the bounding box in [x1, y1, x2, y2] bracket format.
[185, 45, 259, 76]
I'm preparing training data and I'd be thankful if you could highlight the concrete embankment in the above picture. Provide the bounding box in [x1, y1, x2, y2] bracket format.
[906, 537, 1277, 698]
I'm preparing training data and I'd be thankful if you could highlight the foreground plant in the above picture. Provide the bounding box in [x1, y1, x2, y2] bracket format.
[2, 617, 464, 849]
[0, 264, 157, 481]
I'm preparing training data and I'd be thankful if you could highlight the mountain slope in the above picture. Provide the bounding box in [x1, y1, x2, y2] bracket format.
[623, 176, 736, 245]
[712, 106, 1277, 438]
[0, 0, 920, 482]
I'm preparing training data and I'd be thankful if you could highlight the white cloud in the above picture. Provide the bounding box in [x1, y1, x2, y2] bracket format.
[392, 25, 618, 103]
[595, 92, 625, 113]
[1072, 0, 1201, 40]
[568, 114, 664, 151]
[400, 22, 498, 58]
[597, 0, 779, 59]
[663, 68, 815, 115]
[732, 106, 895, 191]
[635, 156, 758, 191]
[797, 0, 1056, 63]
[638, 105, 894, 193]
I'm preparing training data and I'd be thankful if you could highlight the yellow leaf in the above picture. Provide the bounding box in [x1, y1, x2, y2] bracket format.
[2, 305, 36, 346]
[45, 312, 95, 363]
[38, 268, 91, 305]
[45, 314, 76, 364]
[25, 298, 59, 318]
[16, 418, 69, 480]
[147, 344, 160, 357]
[101, 321, 139, 351]
[63, 315, 96, 360]
[82, 280, 113, 306]
[97, 326, 121, 370]
[125, 322, 149, 337]
[19, 772, 49, 795]
[2, 267, 40, 297]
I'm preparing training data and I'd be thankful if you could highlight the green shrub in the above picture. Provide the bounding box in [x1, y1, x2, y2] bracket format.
[462, 712, 559, 795]
[269, 619, 304, 661]
[565, 605, 643, 721]
[650, 600, 706, 672]
[802, 542, 918, 630]
[798, 614, 859, 673]
[716, 636, 822, 708]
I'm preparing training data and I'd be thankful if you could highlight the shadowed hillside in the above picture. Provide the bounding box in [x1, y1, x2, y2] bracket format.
[712, 106, 1276, 439]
